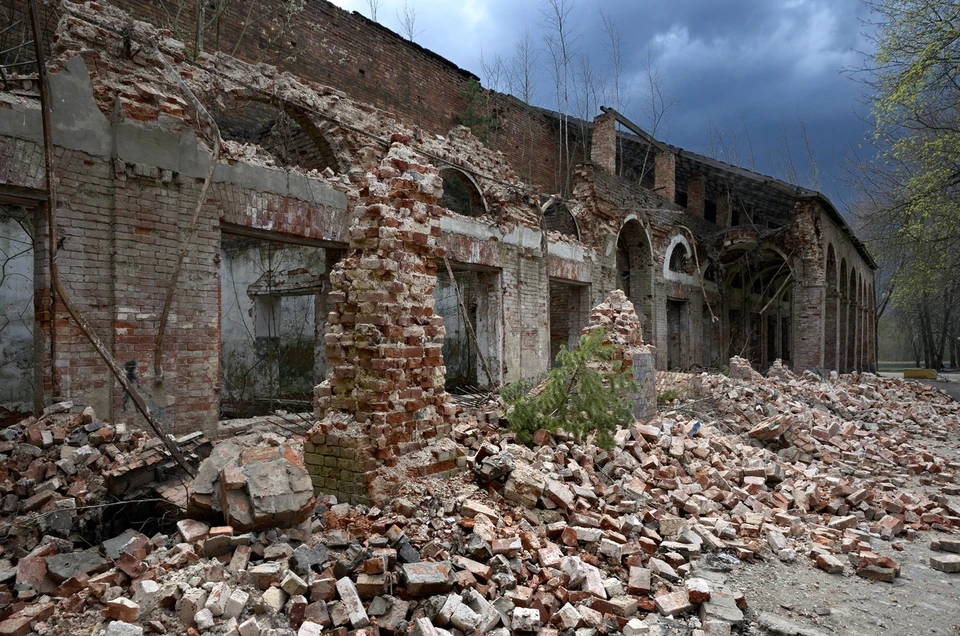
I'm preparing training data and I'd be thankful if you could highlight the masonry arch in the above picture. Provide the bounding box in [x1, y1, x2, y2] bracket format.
[542, 199, 580, 240]
[720, 243, 794, 369]
[210, 94, 349, 174]
[438, 167, 487, 217]
[664, 234, 695, 277]
[824, 244, 839, 371]
[616, 218, 655, 345]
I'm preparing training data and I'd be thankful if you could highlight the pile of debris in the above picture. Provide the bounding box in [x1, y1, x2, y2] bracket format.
[0, 402, 207, 545]
[0, 358, 957, 635]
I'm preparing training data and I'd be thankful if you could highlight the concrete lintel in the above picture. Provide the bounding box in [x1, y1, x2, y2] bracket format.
[440, 215, 542, 250]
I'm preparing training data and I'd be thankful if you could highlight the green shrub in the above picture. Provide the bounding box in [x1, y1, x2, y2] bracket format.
[501, 328, 636, 450]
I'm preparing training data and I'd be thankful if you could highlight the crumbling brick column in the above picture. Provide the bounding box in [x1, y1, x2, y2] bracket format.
[686, 173, 705, 217]
[591, 111, 617, 175]
[583, 290, 658, 421]
[717, 192, 733, 228]
[306, 140, 456, 504]
[654, 151, 676, 203]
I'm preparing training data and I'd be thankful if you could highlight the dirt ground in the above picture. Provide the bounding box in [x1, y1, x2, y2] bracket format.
[708, 375, 960, 636]
[712, 529, 960, 635]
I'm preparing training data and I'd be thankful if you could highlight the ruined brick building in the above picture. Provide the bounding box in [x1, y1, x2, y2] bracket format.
[0, 0, 876, 437]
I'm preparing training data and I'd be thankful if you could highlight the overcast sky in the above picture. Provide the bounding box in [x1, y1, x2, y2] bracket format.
[329, 0, 876, 210]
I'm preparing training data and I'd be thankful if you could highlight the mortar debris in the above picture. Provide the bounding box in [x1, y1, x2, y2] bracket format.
[0, 357, 954, 635]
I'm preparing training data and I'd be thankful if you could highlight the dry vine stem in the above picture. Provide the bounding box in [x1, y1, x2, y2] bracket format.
[29, 0, 196, 478]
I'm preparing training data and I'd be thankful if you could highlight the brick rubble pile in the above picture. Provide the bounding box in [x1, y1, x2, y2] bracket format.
[0, 360, 956, 635]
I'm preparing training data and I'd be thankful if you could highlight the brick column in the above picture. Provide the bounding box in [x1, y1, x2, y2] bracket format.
[307, 140, 456, 504]
[590, 111, 617, 175]
[687, 173, 705, 217]
[655, 151, 676, 203]
[716, 192, 733, 228]
[792, 283, 826, 372]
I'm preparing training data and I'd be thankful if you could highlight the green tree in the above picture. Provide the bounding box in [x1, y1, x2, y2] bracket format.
[454, 79, 499, 145]
[502, 327, 636, 450]
[851, 0, 960, 368]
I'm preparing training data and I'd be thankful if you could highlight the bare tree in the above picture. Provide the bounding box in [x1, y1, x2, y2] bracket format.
[156, 0, 305, 61]
[541, 0, 579, 195]
[479, 48, 507, 93]
[573, 52, 600, 161]
[640, 48, 676, 139]
[365, 0, 382, 22]
[703, 114, 757, 171]
[599, 9, 632, 176]
[506, 29, 538, 105]
[634, 47, 677, 185]
[770, 123, 800, 186]
[797, 116, 820, 191]
[397, 1, 423, 42]
[599, 10, 630, 113]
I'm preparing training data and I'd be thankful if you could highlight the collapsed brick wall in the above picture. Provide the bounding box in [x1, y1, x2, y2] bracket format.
[93, 0, 567, 192]
[306, 141, 457, 504]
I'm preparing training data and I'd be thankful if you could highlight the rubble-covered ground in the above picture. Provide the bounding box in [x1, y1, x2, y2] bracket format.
[0, 360, 958, 636]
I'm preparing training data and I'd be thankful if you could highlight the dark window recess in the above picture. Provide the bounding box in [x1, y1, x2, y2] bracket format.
[676, 191, 688, 207]
[704, 199, 717, 224]
[731, 206, 741, 226]
[439, 168, 484, 217]
[213, 101, 339, 173]
[669, 245, 689, 274]
[543, 202, 579, 240]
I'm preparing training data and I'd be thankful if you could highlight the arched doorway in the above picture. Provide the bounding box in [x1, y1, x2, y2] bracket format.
[616, 219, 654, 345]
[721, 244, 794, 369]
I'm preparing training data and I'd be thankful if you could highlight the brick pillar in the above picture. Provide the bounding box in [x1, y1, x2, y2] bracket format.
[716, 192, 733, 228]
[792, 282, 825, 372]
[307, 141, 456, 505]
[591, 111, 617, 175]
[687, 173, 705, 217]
[654, 151, 676, 203]
[582, 290, 657, 422]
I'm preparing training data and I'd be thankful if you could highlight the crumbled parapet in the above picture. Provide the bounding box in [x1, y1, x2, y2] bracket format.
[729, 355, 762, 381]
[582, 289, 657, 421]
[307, 141, 456, 505]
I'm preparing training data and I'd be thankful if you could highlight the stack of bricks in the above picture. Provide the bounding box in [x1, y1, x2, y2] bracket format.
[306, 139, 456, 504]
[583, 290, 658, 421]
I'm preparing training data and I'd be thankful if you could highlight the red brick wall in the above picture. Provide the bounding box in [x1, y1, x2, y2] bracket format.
[95, 0, 566, 193]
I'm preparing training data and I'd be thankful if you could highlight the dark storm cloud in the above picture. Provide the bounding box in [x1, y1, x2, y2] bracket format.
[331, 0, 876, 207]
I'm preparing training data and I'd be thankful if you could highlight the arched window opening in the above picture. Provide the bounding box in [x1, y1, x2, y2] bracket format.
[213, 100, 339, 173]
[543, 200, 580, 240]
[666, 239, 695, 275]
[439, 168, 485, 217]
